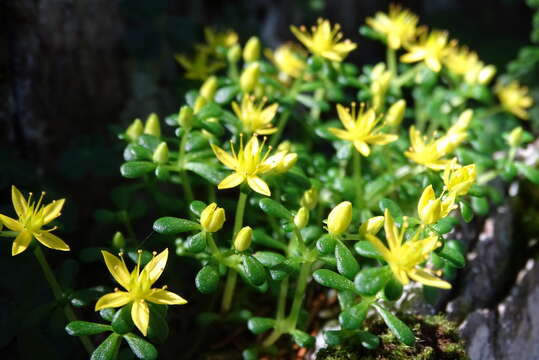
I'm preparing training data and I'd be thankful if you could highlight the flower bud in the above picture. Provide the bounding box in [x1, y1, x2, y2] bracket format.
[112, 231, 126, 249]
[243, 36, 261, 62]
[443, 163, 476, 196]
[359, 216, 384, 235]
[418, 185, 441, 224]
[385, 99, 406, 127]
[193, 95, 207, 114]
[478, 65, 496, 85]
[453, 109, 473, 133]
[200, 203, 226, 233]
[152, 142, 169, 164]
[178, 106, 194, 130]
[234, 226, 253, 251]
[144, 113, 161, 137]
[277, 141, 291, 152]
[240, 63, 260, 93]
[294, 207, 309, 229]
[508, 126, 523, 148]
[126, 118, 144, 141]
[301, 188, 318, 210]
[326, 201, 352, 235]
[227, 44, 242, 63]
[200, 76, 218, 100]
[274, 153, 298, 173]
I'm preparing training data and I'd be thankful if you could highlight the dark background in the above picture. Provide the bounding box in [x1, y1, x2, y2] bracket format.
[0, 0, 533, 358]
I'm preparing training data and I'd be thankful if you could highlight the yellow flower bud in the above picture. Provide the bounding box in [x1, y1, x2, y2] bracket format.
[443, 163, 476, 196]
[152, 142, 169, 164]
[273, 152, 298, 173]
[200, 76, 218, 100]
[478, 65, 496, 85]
[326, 201, 352, 235]
[112, 231, 126, 249]
[418, 185, 442, 224]
[200, 203, 226, 233]
[243, 36, 261, 62]
[359, 216, 384, 235]
[277, 141, 292, 152]
[294, 207, 309, 229]
[234, 226, 253, 251]
[301, 188, 318, 210]
[178, 106, 194, 129]
[193, 95, 207, 114]
[385, 99, 406, 127]
[144, 113, 161, 137]
[227, 44, 242, 63]
[240, 63, 260, 93]
[508, 126, 523, 148]
[126, 118, 144, 141]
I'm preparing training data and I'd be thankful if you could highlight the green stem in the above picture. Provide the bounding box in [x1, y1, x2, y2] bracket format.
[276, 276, 289, 321]
[269, 111, 291, 148]
[206, 233, 222, 260]
[33, 247, 94, 354]
[353, 150, 363, 209]
[387, 47, 397, 77]
[0, 231, 18, 237]
[288, 261, 312, 327]
[179, 128, 195, 217]
[262, 328, 284, 348]
[221, 191, 248, 312]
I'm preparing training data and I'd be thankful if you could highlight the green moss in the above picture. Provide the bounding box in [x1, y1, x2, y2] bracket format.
[316, 314, 468, 360]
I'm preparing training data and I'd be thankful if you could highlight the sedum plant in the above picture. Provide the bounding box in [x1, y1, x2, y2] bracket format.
[2, 4, 538, 359]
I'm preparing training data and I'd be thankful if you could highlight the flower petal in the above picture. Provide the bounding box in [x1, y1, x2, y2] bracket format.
[11, 186, 28, 218]
[95, 291, 131, 310]
[328, 127, 353, 141]
[146, 289, 188, 305]
[218, 173, 245, 190]
[211, 144, 238, 170]
[418, 185, 435, 216]
[365, 234, 392, 261]
[256, 127, 278, 135]
[408, 268, 451, 289]
[247, 176, 271, 196]
[101, 250, 131, 290]
[12, 230, 33, 256]
[353, 141, 371, 156]
[34, 232, 70, 252]
[383, 208, 399, 250]
[0, 214, 23, 232]
[131, 300, 150, 336]
[42, 199, 66, 224]
[143, 248, 168, 285]
[336, 104, 355, 131]
[365, 133, 398, 145]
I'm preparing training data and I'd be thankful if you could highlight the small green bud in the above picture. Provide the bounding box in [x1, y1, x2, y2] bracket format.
[193, 95, 207, 114]
[112, 231, 126, 249]
[326, 201, 352, 235]
[301, 188, 318, 210]
[294, 207, 309, 229]
[178, 106, 194, 129]
[152, 142, 169, 164]
[200, 76, 218, 100]
[243, 36, 261, 62]
[234, 226, 253, 252]
[200, 203, 226, 233]
[385, 99, 406, 127]
[240, 63, 260, 93]
[227, 44, 242, 63]
[126, 119, 144, 141]
[508, 126, 523, 148]
[144, 113, 161, 137]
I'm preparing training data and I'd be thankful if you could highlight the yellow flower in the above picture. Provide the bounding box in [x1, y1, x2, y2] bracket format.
[290, 18, 357, 62]
[366, 4, 419, 50]
[326, 201, 353, 235]
[211, 135, 275, 196]
[175, 51, 225, 80]
[435, 109, 472, 154]
[202, 27, 239, 55]
[417, 185, 456, 225]
[443, 45, 496, 85]
[370, 63, 392, 111]
[0, 186, 69, 256]
[200, 203, 226, 233]
[266, 43, 307, 79]
[232, 95, 279, 135]
[95, 249, 187, 336]
[443, 161, 476, 196]
[496, 80, 533, 120]
[405, 126, 455, 170]
[366, 209, 451, 289]
[329, 103, 398, 156]
[401, 30, 451, 72]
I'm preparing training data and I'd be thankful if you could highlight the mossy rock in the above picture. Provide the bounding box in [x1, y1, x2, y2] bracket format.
[316, 314, 468, 360]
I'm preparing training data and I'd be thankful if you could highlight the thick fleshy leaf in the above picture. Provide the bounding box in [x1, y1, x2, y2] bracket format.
[258, 198, 292, 220]
[132, 300, 150, 336]
[146, 289, 187, 305]
[66, 321, 112, 336]
[12, 230, 33, 256]
[90, 333, 121, 360]
[34, 232, 70, 251]
[101, 251, 131, 289]
[123, 333, 158, 360]
[373, 304, 415, 346]
[95, 292, 131, 311]
[313, 269, 356, 293]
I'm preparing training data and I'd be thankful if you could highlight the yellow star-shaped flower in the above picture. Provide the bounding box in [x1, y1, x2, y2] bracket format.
[405, 126, 456, 170]
[366, 209, 451, 289]
[175, 51, 224, 80]
[366, 4, 419, 50]
[496, 80, 533, 120]
[290, 18, 357, 62]
[401, 29, 451, 72]
[329, 103, 398, 156]
[232, 95, 279, 135]
[95, 249, 187, 336]
[266, 43, 307, 79]
[0, 186, 69, 256]
[211, 135, 275, 196]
